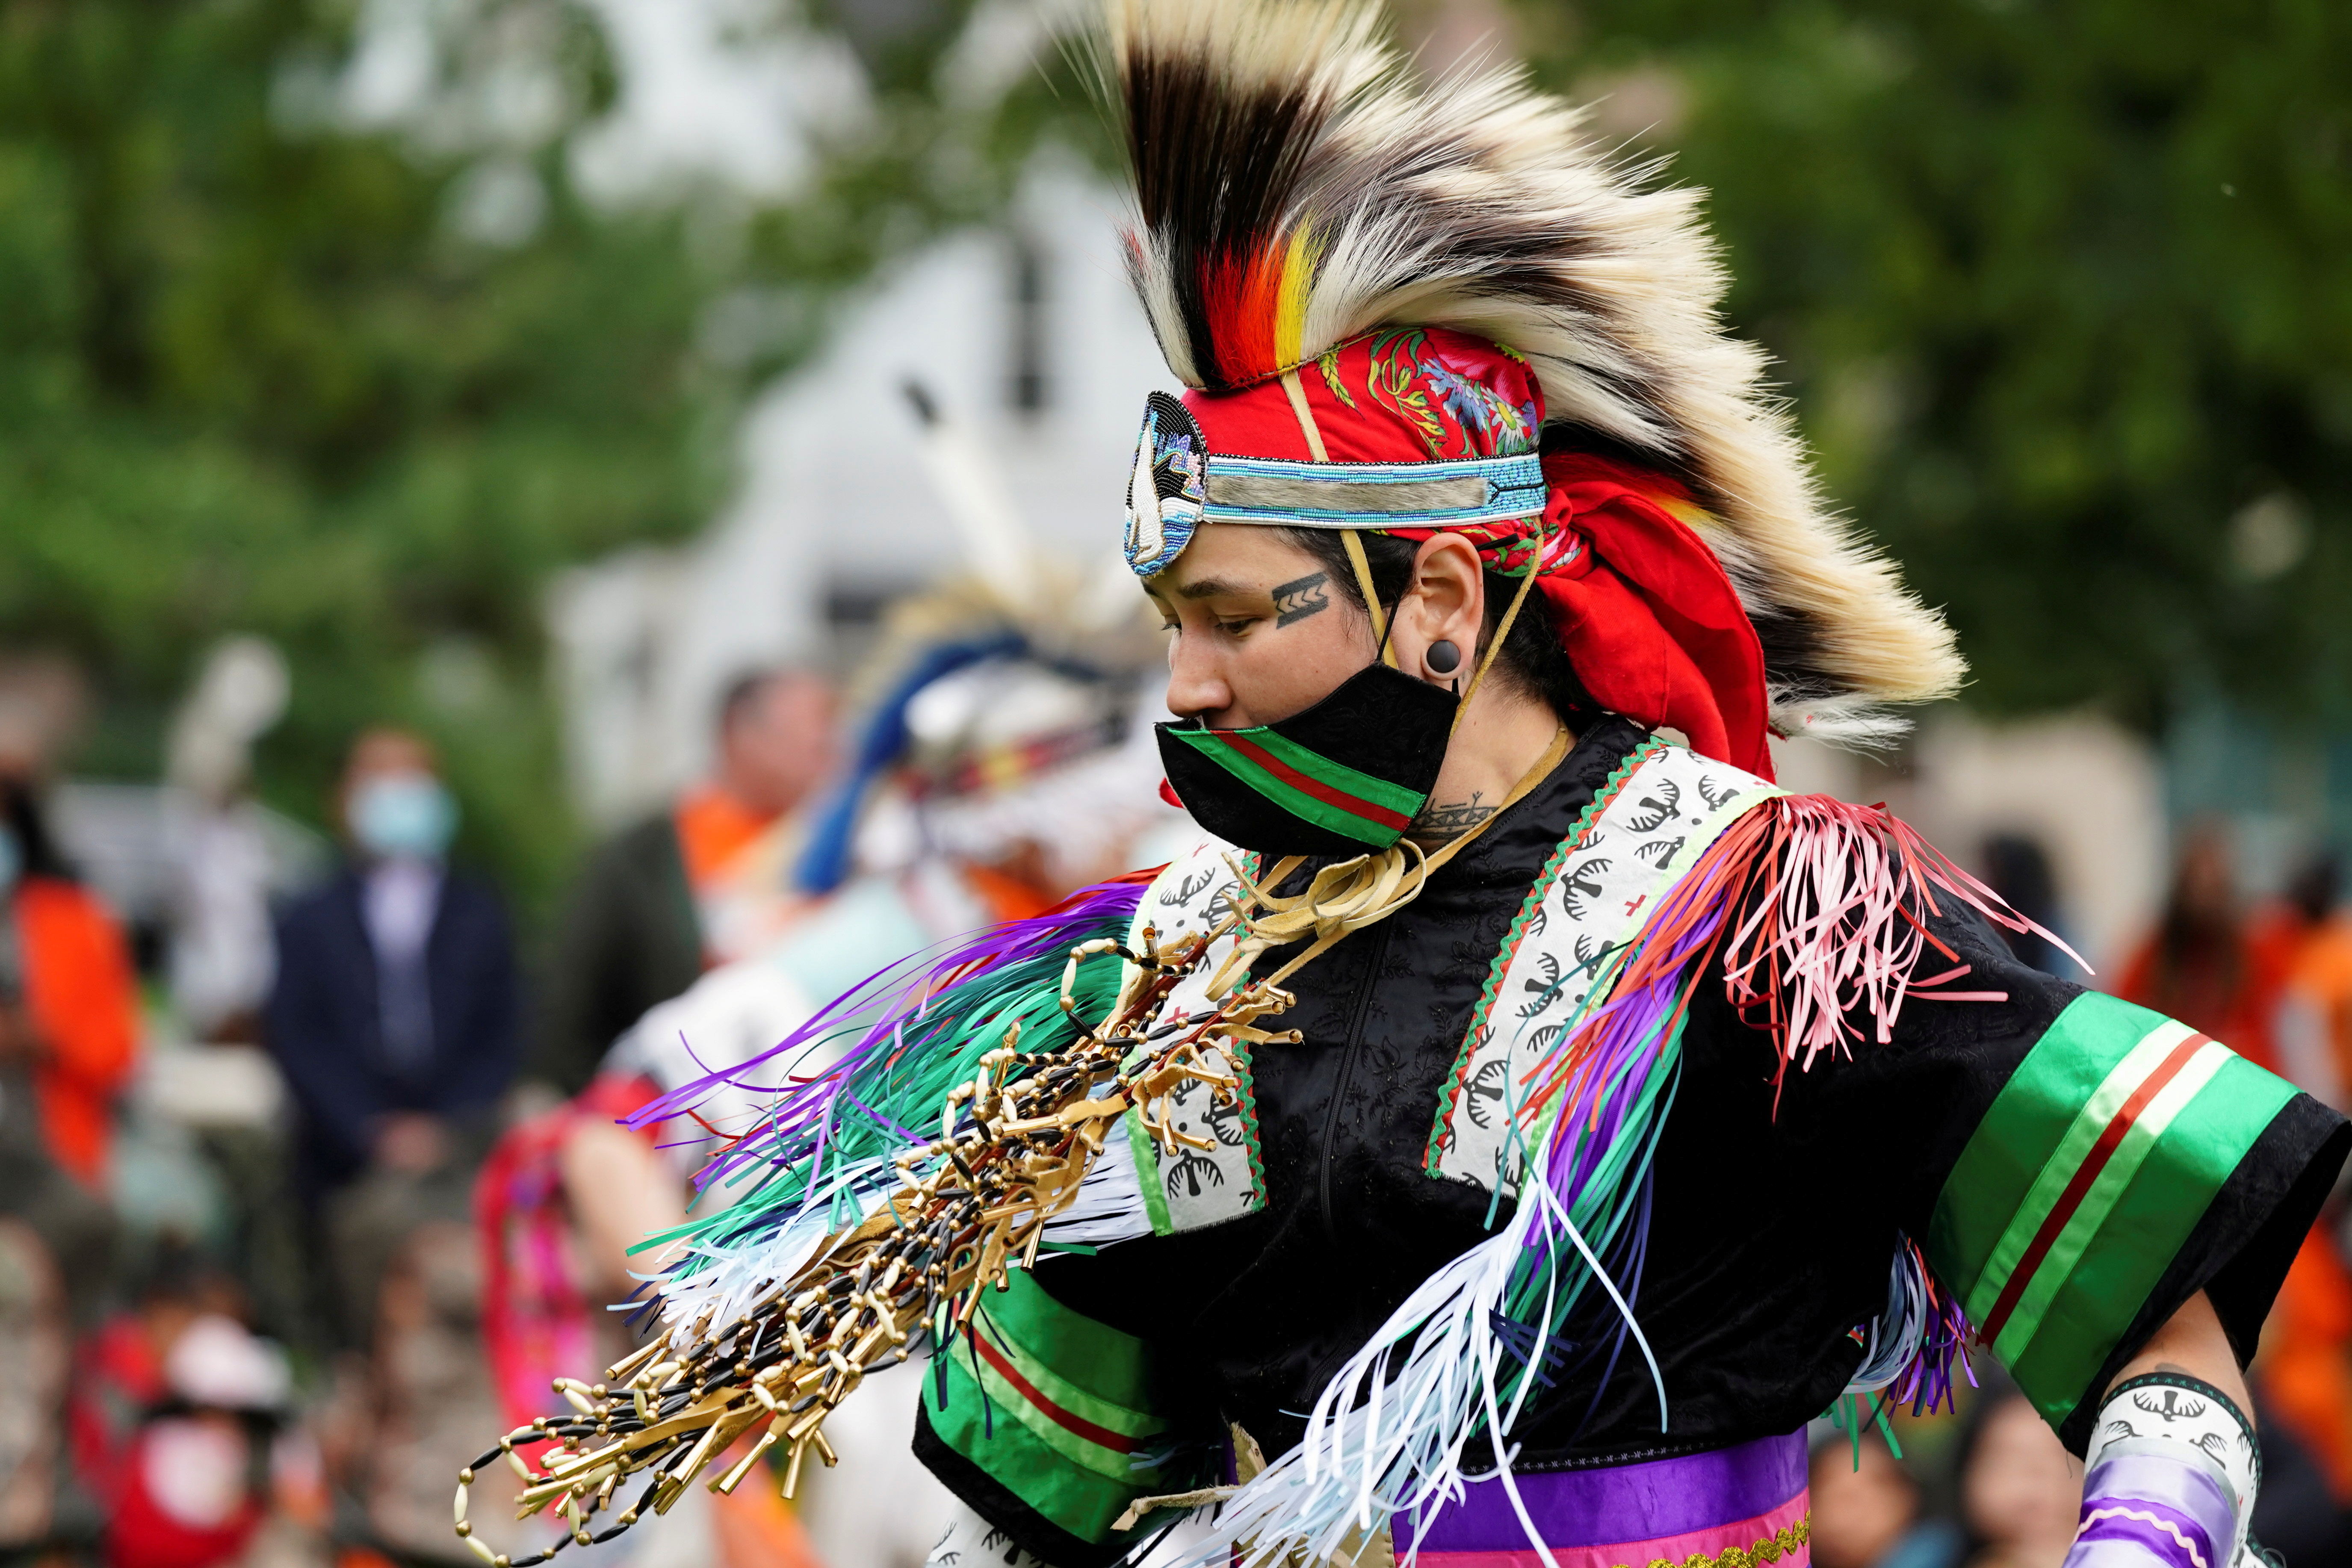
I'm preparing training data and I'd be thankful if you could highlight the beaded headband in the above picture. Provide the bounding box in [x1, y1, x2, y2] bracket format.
[1122, 390, 1547, 577]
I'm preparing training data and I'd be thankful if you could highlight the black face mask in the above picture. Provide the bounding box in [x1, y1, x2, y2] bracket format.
[1156, 662, 1457, 856]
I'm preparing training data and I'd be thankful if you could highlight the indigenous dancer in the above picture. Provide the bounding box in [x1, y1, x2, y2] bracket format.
[455, 5, 2349, 1568]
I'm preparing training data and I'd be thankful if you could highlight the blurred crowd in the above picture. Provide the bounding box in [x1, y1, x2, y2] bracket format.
[6, 594, 2352, 1568]
[0, 587, 1188, 1568]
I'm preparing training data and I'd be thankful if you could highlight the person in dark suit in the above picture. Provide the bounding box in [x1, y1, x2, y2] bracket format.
[265, 727, 520, 1314]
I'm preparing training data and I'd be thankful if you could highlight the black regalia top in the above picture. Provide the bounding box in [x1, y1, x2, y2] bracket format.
[917, 718, 2349, 1566]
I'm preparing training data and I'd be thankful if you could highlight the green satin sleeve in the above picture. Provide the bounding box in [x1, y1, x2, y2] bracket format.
[1927, 990, 2298, 1432]
[915, 1268, 1197, 1565]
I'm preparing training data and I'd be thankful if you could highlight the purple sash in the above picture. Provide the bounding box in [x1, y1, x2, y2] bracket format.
[1404, 1432, 1809, 1567]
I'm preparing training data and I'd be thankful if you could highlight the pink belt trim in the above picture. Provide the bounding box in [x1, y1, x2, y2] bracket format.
[1411, 1488, 1810, 1568]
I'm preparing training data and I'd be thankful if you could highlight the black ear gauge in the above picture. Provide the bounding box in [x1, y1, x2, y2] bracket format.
[1426, 638, 1462, 676]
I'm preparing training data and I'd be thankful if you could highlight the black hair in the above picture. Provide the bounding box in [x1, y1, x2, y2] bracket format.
[2290, 852, 2341, 925]
[1981, 832, 2066, 975]
[0, 775, 74, 882]
[1279, 528, 1599, 727]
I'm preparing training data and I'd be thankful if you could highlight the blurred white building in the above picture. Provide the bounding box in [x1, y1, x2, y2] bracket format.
[548, 161, 1169, 827]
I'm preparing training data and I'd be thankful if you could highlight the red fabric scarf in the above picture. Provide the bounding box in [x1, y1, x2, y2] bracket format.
[1529, 452, 1770, 779]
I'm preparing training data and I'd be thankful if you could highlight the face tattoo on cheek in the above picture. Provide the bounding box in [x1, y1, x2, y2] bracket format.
[1272, 571, 1330, 628]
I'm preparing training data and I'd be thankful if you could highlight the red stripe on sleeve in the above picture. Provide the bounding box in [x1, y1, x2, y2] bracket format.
[971, 1327, 1136, 1455]
[1977, 1034, 2210, 1345]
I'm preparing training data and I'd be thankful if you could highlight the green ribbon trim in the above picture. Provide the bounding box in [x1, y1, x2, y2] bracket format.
[1125, 1104, 1174, 1237]
[1927, 992, 2295, 1428]
[979, 1270, 1165, 1417]
[922, 1271, 1170, 1542]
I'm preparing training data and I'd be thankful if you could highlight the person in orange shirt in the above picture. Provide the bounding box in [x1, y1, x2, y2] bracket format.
[533, 669, 837, 1096]
[2115, 821, 2319, 1075]
[2276, 856, 2352, 1110]
[2260, 856, 2352, 1507]
[2126, 838, 2352, 1513]
[0, 773, 139, 1189]
[0, 771, 140, 1326]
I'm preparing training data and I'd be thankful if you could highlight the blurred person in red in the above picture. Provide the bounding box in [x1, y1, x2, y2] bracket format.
[2124, 837, 2352, 1506]
[0, 772, 139, 1187]
[2116, 821, 2315, 1076]
[2249, 1228, 2352, 1527]
[2254, 853, 2352, 1507]
[2275, 854, 2352, 1111]
[0, 770, 141, 1320]
[1810, 1432, 1959, 1568]
[70, 1249, 307, 1568]
[533, 668, 836, 1097]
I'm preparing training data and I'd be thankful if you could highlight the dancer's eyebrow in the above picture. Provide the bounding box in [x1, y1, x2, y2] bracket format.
[1173, 577, 1262, 601]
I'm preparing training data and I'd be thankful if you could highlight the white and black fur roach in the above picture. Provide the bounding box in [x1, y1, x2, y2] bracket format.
[1094, 0, 1966, 746]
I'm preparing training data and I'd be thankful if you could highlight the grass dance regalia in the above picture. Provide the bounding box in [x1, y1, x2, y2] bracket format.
[455, 4, 2348, 1566]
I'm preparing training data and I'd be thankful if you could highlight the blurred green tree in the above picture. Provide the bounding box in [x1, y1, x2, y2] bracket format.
[0, 0, 1060, 916]
[1520, 0, 2352, 730]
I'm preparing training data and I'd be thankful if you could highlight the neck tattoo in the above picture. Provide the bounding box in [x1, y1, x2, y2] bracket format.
[1408, 791, 1498, 846]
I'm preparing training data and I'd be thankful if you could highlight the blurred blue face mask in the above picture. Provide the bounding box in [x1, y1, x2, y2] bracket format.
[0, 828, 19, 893]
[350, 773, 457, 859]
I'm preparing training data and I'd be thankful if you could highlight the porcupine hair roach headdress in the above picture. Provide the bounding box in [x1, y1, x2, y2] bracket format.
[1101, 0, 1963, 751]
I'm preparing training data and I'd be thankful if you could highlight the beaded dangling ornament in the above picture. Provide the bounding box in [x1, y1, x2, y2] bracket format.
[451, 898, 1298, 1563]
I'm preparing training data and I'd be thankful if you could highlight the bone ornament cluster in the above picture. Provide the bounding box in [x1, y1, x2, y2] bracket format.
[452, 907, 1305, 1564]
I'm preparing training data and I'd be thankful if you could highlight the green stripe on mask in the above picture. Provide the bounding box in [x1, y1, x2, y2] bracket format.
[1165, 726, 1424, 845]
[1232, 725, 1429, 816]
